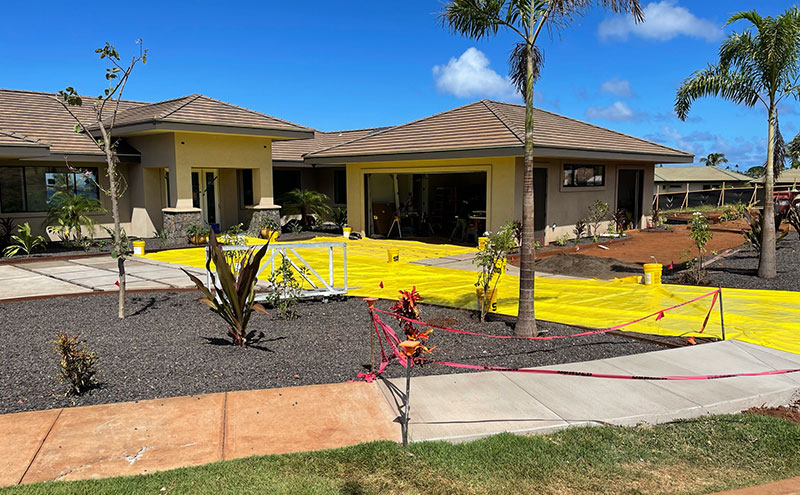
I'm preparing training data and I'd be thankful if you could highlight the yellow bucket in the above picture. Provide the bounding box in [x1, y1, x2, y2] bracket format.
[478, 236, 489, 250]
[476, 286, 499, 313]
[132, 240, 146, 256]
[643, 263, 662, 286]
[387, 248, 400, 263]
[342, 227, 352, 238]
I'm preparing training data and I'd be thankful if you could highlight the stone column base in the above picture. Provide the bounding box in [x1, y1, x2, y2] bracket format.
[162, 209, 202, 243]
[247, 206, 281, 237]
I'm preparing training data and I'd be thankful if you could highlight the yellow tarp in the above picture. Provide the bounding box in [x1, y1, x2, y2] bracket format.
[145, 236, 800, 355]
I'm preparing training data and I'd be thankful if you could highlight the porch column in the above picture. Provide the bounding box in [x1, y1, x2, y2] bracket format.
[246, 140, 281, 236]
[162, 160, 201, 242]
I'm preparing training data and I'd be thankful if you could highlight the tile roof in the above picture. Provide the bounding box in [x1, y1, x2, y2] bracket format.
[749, 168, 800, 185]
[307, 100, 693, 162]
[0, 128, 47, 147]
[0, 89, 310, 157]
[272, 127, 387, 162]
[654, 166, 753, 183]
[108, 94, 312, 133]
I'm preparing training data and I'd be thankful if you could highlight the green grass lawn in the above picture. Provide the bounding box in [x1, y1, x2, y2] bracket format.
[5, 413, 799, 495]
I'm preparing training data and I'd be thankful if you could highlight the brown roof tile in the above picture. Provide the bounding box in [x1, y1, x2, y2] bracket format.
[308, 100, 693, 161]
[272, 127, 386, 162]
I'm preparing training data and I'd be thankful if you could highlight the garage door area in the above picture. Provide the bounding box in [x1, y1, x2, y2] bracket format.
[365, 171, 487, 242]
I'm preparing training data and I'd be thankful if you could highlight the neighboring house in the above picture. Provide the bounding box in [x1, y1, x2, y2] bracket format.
[271, 128, 385, 208]
[749, 168, 800, 189]
[305, 100, 693, 243]
[0, 89, 312, 240]
[654, 166, 752, 194]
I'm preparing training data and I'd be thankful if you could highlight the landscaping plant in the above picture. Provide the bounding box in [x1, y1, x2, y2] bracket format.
[390, 287, 433, 350]
[153, 228, 169, 248]
[52, 331, 99, 396]
[259, 216, 280, 239]
[44, 190, 104, 245]
[720, 203, 747, 222]
[183, 232, 270, 347]
[222, 223, 247, 246]
[58, 40, 148, 318]
[686, 212, 713, 285]
[186, 224, 210, 245]
[332, 207, 348, 232]
[473, 222, 516, 322]
[587, 200, 610, 240]
[3, 222, 46, 258]
[265, 253, 306, 320]
[282, 188, 332, 229]
[573, 218, 587, 245]
[786, 203, 800, 239]
[612, 208, 629, 236]
[0, 217, 16, 249]
[743, 209, 789, 251]
[555, 232, 570, 246]
[441, 0, 643, 338]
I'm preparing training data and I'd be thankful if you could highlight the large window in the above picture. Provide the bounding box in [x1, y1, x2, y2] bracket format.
[0, 166, 99, 213]
[563, 164, 605, 188]
[333, 170, 346, 204]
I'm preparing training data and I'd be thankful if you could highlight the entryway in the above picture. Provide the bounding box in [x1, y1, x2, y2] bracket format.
[617, 169, 644, 229]
[192, 169, 220, 228]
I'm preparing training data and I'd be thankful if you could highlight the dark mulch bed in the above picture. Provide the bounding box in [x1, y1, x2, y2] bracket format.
[664, 231, 800, 291]
[534, 254, 642, 280]
[1, 292, 667, 415]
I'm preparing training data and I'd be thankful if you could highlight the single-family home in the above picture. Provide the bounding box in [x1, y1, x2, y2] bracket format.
[654, 166, 752, 194]
[0, 89, 313, 240]
[305, 100, 693, 243]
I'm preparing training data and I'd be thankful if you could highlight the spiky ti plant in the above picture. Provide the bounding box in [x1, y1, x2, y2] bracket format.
[183, 233, 270, 347]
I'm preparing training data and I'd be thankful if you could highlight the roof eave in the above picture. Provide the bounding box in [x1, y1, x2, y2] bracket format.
[90, 120, 314, 140]
[0, 144, 51, 159]
[19, 152, 141, 164]
[306, 145, 694, 165]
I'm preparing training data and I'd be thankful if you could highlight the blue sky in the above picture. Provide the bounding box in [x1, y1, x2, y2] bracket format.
[0, 1, 795, 169]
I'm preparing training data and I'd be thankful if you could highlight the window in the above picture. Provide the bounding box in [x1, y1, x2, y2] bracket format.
[0, 166, 99, 213]
[274, 169, 301, 202]
[333, 170, 346, 204]
[562, 164, 605, 188]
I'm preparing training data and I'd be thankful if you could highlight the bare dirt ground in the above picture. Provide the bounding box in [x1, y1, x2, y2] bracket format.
[535, 254, 642, 280]
[746, 400, 800, 424]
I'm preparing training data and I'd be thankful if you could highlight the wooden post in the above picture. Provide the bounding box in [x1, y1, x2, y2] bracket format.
[719, 181, 725, 206]
[682, 183, 689, 209]
[750, 183, 759, 207]
[655, 184, 660, 211]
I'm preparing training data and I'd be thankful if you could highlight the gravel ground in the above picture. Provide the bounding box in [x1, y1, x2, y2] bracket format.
[665, 231, 800, 291]
[1, 292, 665, 414]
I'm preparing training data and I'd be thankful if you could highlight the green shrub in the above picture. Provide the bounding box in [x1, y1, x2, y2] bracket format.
[332, 207, 348, 230]
[555, 232, 570, 246]
[3, 222, 46, 257]
[587, 200, 609, 238]
[473, 222, 516, 322]
[44, 191, 105, 244]
[743, 209, 788, 251]
[265, 253, 306, 320]
[573, 219, 587, 244]
[685, 212, 713, 285]
[720, 203, 746, 222]
[183, 233, 270, 346]
[52, 331, 99, 396]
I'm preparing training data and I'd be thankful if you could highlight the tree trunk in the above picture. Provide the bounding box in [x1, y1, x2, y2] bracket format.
[515, 39, 538, 337]
[758, 105, 777, 279]
[100, 123, 126, 318]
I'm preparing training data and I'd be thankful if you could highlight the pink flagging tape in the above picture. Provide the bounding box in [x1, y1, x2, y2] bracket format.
[429, 360, 800, 381]
[371, 288, 722, 341]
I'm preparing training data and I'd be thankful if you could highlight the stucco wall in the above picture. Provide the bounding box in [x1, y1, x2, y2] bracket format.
[345, 155, 654, 243]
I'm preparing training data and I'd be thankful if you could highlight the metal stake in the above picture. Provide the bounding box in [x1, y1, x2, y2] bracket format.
[403, 358, 412, 447]
[365, 298, 378, 374]
[718, 287, 726, 341]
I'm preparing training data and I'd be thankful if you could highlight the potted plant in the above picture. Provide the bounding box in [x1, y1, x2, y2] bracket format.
[186, 225, 210, 245]
[259, 217, 280, 241]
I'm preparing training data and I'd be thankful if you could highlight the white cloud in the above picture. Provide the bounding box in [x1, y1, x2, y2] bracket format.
[598, 1, 722, 42]
[585, 101, 636, 121]
[432, 47, 517, 99]
[600, 78, 634, 98]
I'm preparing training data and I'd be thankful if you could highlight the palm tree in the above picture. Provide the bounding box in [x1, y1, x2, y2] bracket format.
[441, 0, 643, 337]
[675, 8, 800, 279]
[282, 188, 332, 228]
[700, 152, 728, 167]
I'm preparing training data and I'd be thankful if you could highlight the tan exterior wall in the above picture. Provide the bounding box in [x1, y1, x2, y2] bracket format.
[345, 155, 655, 244]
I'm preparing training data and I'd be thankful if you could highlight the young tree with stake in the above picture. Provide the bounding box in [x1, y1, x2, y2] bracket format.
[57, 40, 147, 318]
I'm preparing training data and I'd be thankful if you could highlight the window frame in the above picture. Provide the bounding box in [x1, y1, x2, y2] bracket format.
[0, 165, 100, 213]
[561, 163, 606, 189]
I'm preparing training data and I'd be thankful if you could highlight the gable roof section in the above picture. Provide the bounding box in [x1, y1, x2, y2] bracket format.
[105, 94, 313, 138]
[306, 100, 694, 164]
[654, 166, 752, 183]
[272, 127, 388, 163]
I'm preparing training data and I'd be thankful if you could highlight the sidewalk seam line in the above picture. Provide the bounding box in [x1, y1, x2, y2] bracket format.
[221, 392, 228, 461]
[498, 372, 571, 424]
[18, 408, 63, 485]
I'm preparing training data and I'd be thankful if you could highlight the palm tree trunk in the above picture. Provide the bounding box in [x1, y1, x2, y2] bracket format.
[758, 105, 778, 278]
[515, 39, 538, 337]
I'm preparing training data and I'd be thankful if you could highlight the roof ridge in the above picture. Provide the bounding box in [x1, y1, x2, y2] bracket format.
[482, 100, 524, 143]
[0, 87, 152, 104]
[487, 100, 692, 157]
[321, 126, 387, 134]
[307, 100, 488, 157]
[155, 94, 203, 119]
[191, 95, 313, 131]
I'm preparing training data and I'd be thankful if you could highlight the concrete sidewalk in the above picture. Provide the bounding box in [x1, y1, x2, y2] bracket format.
[0, 256, 204, 300]
[0, 382, 398, 486]
[379, 340, 800, 443]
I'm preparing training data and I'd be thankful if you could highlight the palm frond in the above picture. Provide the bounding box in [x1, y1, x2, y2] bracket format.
[508, 42, 544, 98]
[439, 0, 507, 39]
[674, 65, 760, 120]
[727, 9, 764, 29]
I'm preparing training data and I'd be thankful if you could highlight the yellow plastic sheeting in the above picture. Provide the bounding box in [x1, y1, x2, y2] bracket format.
[145, 237, 800, 355]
